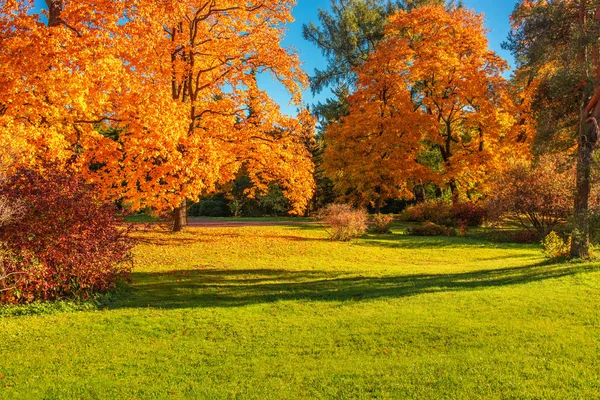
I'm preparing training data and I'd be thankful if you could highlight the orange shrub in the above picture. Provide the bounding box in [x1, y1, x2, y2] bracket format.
[318, 204, 368, 241]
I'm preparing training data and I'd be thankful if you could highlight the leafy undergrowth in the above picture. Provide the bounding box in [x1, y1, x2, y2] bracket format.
[1, 224, 599, 399]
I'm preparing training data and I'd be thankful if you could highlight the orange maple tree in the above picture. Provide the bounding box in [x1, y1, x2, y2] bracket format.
[0, 1, 315, 231]
[324, 6, 529, 208]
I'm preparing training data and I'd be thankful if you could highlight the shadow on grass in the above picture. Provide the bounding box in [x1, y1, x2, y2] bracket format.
[111, 261, 600, 310]
[354, 233, 534, 250]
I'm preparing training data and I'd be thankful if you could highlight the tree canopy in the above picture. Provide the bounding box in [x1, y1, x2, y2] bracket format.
[324, 6, 526, 209]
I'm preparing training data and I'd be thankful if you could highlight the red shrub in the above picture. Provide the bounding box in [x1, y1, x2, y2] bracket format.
[402, 200, 452, 225]
[486, 155, 573, 237]
[0, 167, 134, 304]
[402, 199, 485, 227]
[451, 201, 487, 227]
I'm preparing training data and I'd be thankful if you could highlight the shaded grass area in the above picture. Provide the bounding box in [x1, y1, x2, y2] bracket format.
[1, 225, 599, 399]
[122, 214, 160, 223]
[121, 261, 596, 309]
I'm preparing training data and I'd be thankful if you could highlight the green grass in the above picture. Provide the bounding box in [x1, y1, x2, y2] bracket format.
[122, 214, 160, 223]
[1, 224, 599, 399]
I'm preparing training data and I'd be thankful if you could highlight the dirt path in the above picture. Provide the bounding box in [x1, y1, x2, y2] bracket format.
[186, 218, 319, 228]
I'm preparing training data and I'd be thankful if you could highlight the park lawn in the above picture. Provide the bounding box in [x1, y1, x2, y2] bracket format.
[1, 224, 599, 399]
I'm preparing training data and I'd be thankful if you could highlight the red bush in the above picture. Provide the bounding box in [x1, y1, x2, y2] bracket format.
[402, 199, 486, 227]
[451, 201, 487, 227]
[0, 167, 134, 304]
[402, 200, 452, 225]
[486, 155, 573, 237]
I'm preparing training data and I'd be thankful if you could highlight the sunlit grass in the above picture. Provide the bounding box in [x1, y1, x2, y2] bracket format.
[1, 224, 599, 399]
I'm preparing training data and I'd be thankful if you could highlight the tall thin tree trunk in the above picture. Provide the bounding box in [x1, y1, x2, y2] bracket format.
[172, 198, 187, 232]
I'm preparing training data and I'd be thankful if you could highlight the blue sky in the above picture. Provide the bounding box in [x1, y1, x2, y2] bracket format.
[262, 0, 519, 116]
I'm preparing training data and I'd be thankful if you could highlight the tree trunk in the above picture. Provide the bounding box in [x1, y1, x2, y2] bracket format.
[449, 179, 459, 204]
[374, 197, 381, 214]
[172, 198, 187, 232]
[571, 115, 597, 257]
[45, 0, 63, 27]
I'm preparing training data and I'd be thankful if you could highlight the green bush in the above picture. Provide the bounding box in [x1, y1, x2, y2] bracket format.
[407, 222, 456, 237]
[541, 231, 571, 259]
[589, 213, 600, 245]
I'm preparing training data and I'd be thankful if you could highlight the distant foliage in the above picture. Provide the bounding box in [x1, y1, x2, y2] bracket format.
[323, 5, 525, 207]
[370, 214, 394, 234]
[319, 204, 368, 241]
[486, 156, 573, 237]
[407, 222, 456, 237]
[0, 168, 134, 304]
[189, 198, 229, 217]
[541, 232, 571, 259]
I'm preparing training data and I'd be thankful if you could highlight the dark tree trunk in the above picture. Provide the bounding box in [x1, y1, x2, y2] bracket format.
[449, 179, 459, 204]
[571, 4, 600, 258]
[45, 0, 63, 27]
[172, 198, 187, 232]
[571, 114, 597, 258]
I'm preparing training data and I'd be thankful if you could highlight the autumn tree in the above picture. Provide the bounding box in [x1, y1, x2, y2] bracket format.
[506, 0, 600, 257]
[0, 0, 131, 170]
[324, 6, 525, 209]
[303, 0, 460, 210]
[0, 1, 315, 232]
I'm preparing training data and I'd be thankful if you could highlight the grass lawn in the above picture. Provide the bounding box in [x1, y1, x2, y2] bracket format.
[1, 223, 599, 399]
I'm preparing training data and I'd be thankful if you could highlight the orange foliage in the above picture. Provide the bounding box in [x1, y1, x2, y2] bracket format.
[324, 6, 530, 206]
[0, 1, 314, 215]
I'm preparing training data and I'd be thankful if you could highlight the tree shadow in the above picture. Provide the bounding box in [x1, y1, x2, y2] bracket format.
[132, 231, 244, 247]
[353, 233, 531, 250]
[110, 261, 600, 310]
